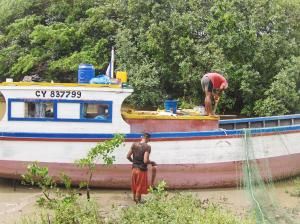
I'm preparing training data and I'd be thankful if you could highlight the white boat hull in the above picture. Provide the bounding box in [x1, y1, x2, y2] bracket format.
[1, 129, 299, 189]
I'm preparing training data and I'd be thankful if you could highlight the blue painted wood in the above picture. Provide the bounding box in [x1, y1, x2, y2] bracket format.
[0, 125, 299, 140]
[219, 114, 300, 124]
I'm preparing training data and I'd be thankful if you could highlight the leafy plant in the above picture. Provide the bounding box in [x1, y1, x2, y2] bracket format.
[21, 198, 104, 224]
[22, 162, 56, 202]
[49, 198, 103, 224]
[22, 162, 79, 208]
[290, 177, 300, 197]
[76, 134, 125, 200]
[254, 57, 300, 116]
[111, 181, 254, 224]
[148, 180, 168, 199]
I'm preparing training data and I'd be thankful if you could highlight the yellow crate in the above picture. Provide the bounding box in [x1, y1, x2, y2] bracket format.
[116, 71, 128, 83]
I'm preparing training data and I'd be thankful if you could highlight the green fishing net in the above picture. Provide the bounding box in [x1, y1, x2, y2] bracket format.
[242, 129, 298, 224]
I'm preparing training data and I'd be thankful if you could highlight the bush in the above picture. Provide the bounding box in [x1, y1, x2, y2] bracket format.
[50, 199, 103, 224]
[111, 182, 254, 224]
[290, 177, 300, 197]
[21, 199, 103, 224]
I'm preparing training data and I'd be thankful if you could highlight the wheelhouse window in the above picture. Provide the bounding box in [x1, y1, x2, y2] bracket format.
[25, 101, 54, 118]
[9, 99, 54, 120]
[81, 103, 111, 121]
[9, 99, 112, 123]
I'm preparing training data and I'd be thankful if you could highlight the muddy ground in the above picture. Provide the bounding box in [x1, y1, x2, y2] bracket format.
[0, 178, 299, 224]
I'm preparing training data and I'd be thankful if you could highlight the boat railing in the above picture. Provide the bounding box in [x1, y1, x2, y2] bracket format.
[219, 114, 300, 130]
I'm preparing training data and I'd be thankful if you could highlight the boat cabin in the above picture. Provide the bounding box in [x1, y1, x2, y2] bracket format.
[0, 82, 220, 134]
[0, 82, 133, 134]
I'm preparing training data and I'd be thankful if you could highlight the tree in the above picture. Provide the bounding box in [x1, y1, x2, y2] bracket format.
[76, 134, 124, 200]
[254, 57, 300, 116]
[0, 0, 299, 115]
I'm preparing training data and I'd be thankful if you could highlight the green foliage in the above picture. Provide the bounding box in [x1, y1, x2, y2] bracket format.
[112, 181, 254, 224]
[290, 178, 300, 197]
[48, 199, 103, 224]
[254, 57, 300, 116]
[76, 134, 124, 168]
[20, 180, 254, 224]
[11, 54, 40, 78]
[123, 62, 162, 109]
[0, 0, 299, 115]
[22, 162, 80, 206]
[21, 155, 106, 223]
[148, 180, 168, 198]
[22, 162, 56, 202]
[21, 199, 104, 224]
[76, 134, 124, 199]
[178, 99, 197, 109]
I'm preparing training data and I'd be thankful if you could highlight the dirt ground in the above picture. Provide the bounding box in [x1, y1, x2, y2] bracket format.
[0, 178, 299, 224]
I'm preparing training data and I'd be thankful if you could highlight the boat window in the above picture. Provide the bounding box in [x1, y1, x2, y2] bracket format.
[0, 92, 5, 121]
[82, 103, 111, 121]
[9, 99, 112, 123]
[24, 101, 54, 118]
[57, 102, 80, 119]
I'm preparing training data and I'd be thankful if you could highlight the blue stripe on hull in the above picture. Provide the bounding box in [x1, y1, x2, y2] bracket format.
[0, 125, 299, 140]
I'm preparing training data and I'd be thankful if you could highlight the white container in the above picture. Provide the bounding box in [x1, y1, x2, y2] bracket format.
[199, 106, 205, 115]
[6, 78, 13, 82]
[193, 106, 206, 115]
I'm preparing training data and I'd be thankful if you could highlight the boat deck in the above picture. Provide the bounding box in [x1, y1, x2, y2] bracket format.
[122, 110, 219, 132]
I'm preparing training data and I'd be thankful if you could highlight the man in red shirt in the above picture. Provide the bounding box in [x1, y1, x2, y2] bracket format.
[201, 73, 228, 116]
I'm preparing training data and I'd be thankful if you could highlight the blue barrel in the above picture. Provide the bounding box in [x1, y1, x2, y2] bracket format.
[164, 100, 178, 114]
[78, 64, 95, 83]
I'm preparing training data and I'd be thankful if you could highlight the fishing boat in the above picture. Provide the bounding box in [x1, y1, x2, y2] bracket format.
[0, 78, 299, 189]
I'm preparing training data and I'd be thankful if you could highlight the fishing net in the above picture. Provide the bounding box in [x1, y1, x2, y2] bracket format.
[242, 129, 299, 224]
